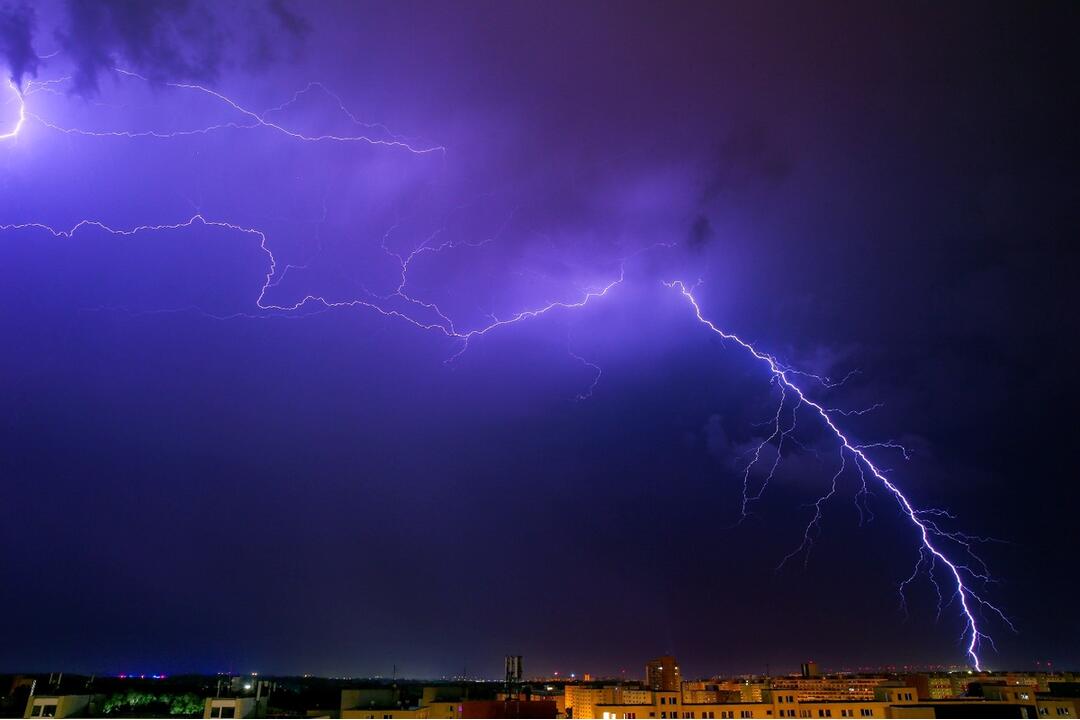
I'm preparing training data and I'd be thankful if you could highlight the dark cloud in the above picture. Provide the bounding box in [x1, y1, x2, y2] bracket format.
[0, 2, 38, 86]
[54, 0, 309, 96]
[268, 0, 310, 40]
[688, 213, 714, 249]
[56, 0, 225, 96]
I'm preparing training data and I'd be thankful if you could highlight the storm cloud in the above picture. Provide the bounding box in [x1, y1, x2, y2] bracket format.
[0, 2, 38, 86]
[53, 0, 308, 96]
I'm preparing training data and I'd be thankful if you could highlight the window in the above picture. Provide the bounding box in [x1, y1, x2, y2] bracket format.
[221, 708, 236, 719]
[662, 698, 667, 705]
[40, 707, 57, 719]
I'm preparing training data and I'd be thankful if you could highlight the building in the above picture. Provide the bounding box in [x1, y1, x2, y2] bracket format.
[769, 676, 894, 702]
[801, 663, 822, 680]
[566, 685, 651, 719]
[204, 696, 258, 719]
[588, 678, 1080, 720]
[459, 700, 556, 718]
[592, 683, 1041, 720]
[23, 695, 89, 719]
[341, 686, 459, 719]
[902, 675, 955, 701]
[647, 658, 681, 693]
[1034, 696, 1079, 719]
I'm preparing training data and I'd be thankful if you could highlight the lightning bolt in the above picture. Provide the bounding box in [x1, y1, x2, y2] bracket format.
[7, 68, 444, 154]
[566, 346, 602, 401]
[1, 78, 26, 140]
[0, 215, 626, 356]
[665, 279, 1012, 671]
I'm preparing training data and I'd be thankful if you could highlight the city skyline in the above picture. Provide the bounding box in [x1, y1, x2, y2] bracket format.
[7, 658, 1080, 719]
[1, 0, 1078, 678]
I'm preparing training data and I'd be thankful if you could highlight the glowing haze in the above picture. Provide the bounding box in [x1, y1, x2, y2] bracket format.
[1, 0, 1076, 677]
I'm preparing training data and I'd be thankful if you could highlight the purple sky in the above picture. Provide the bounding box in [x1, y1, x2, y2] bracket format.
[1, 0, 1078, 678]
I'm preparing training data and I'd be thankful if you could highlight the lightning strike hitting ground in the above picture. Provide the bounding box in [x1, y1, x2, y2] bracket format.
[665, 280, 1013, 671]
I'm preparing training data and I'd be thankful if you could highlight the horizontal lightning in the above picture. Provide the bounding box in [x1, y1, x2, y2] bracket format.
[4, 68, 444, 154]
[0, 214, 624, 351]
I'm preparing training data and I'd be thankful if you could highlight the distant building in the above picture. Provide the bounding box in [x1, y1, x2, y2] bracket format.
[460, 699, 556, 718]
[903, 674, 955, 700]
[339, 688, 555, 719]
[506, 657, 524, 685]
[770, 675, 894, 702]
[970, 681, 1037, 704]
[800, 661, 821, 679]
[646, 657, 681, 693]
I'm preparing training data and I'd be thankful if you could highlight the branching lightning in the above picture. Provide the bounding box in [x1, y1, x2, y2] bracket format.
[7, 68, 444, 154]
[665, 280, 1013, 670]
[0, 215, 624, 351]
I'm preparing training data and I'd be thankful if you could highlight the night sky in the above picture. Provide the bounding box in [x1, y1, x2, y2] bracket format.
[1, 1, 1078, 679]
